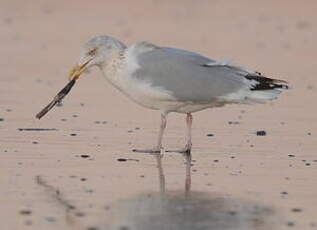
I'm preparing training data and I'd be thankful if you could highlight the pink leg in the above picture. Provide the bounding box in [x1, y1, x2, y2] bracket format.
[166, 113, 193, 154]
[132, 112, 167, 154]
[156, 113, 167, 150]
[184, 113, 193, 153]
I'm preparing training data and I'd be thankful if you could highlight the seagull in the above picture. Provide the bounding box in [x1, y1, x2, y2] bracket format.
[68, 35, 288, 154]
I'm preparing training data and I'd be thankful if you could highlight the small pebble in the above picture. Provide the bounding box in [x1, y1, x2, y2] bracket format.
[291, 208, 302, 213]
[70, 133, 77, 136]
[75, 212, 86, 217]
[80, 178, 87, 181]
[20, 210, 32, 215]
[0, 118, 4, 121]
[87, 227, 99, 230]
[227, 211, 237, 216]
[117, 158, 127, 162]
[32, 141, 38, 144]
[206, 133, 214, 137]
[287, 221, 295, 227]
[288, 154, 295, 158]
[256, 130, 266, 136]
[80, 154, 90, 158]
[281, 191, 288, 195]
[213, 160, 219, 163]
[305, 163, 311, 166]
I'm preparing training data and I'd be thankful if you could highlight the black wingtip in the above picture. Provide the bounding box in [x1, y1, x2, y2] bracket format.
[245, 74, 289, 91]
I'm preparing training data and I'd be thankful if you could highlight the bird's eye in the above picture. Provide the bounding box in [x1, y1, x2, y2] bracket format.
[88, 48, 97, 56]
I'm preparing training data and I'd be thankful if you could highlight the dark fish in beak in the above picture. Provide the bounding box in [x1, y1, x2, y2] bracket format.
[36, 78, 77, 119]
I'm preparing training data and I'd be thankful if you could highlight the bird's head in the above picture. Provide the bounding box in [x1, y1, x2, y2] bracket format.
[68, 35, 126, 80]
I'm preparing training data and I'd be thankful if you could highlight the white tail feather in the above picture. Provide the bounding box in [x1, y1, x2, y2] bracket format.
[249, 89, 281, 100]
[220, 88, 282, 104]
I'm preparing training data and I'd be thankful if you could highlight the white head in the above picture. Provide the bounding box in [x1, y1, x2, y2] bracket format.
[69, 35, 126, 80]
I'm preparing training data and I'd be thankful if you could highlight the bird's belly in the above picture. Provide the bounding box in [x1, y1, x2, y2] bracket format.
[102, 71, 181, 111]
[119, 82, 183, 111]
[124, 88, 226, 113]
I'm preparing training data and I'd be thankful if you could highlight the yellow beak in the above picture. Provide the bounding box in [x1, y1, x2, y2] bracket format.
[68, 60, 91, 81]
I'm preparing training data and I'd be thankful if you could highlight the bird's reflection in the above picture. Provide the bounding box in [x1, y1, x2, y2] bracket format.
[154, 152, 191, 196]
[104, 153, 278, 230]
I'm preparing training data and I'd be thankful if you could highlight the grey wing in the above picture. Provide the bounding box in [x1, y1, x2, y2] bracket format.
[134, 47, 250, 102]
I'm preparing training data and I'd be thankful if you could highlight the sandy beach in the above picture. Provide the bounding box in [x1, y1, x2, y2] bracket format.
[1, 0, 317, 229]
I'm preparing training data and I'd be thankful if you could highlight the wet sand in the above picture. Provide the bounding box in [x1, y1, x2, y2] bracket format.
[1, 0, 317, 229]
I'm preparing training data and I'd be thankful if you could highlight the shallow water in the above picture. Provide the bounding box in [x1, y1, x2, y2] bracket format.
[101, 155, 277, 230]
[104, 191, 276, 230]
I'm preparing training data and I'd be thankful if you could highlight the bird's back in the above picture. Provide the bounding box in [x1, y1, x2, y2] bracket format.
[133, 45, 248, 102]
[130, 42, 287, 104]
